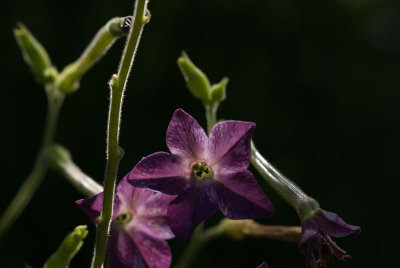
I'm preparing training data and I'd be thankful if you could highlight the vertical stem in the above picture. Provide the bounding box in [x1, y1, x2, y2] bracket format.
[0, 85, 63, 238]
[205, 103, 217, 134]
[91, 1, 149, 267]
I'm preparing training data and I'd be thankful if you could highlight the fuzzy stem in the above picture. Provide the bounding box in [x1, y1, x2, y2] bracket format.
[0, 85, 63, 238]
[90, 1, 150, 267]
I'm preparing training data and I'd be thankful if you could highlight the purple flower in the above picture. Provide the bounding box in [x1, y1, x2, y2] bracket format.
[76, 178, 175, 268]
[256, 261, 270, 268]
[127, 108, 274, 243]
[299, 209, 361, 268]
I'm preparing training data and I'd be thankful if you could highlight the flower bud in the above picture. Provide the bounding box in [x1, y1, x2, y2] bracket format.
[177, 52, 212, 104]
[211, 77, 228, 103]
[43, 225, 88, 268]
[14, 23, 55, 84]
[56, 16, 132, 94]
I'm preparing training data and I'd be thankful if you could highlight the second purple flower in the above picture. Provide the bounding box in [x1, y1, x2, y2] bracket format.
[127, 108, 274, 242]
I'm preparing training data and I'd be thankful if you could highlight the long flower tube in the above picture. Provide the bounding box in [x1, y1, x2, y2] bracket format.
[250, 142, 360, 268]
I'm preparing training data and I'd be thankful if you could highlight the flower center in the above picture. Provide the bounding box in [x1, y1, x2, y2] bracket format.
[113, 212, 132, 227]
[192, 162, 214, 182]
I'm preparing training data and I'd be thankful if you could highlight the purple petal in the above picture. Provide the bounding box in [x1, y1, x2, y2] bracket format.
[257, 261, 270, 268]
[75, 192, 103, 223]
[130, 228, 172, 268]
[127, 152, 190, 195]
[212, 170, 274, 219]
[209, 121, 255, 173]
[166, 109, 208, 160]
[322, 233, 347, 260]
[133, 217, 174, 240]
[315, 209, 361, 238]
[304, 238, 320, 268]
[108, 228, 147, 268]
[299, 218, 320, 255]
[132, 188, 176, 219]
[167, 186, 217, 243]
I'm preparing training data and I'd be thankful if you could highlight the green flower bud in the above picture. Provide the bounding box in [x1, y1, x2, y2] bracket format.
[43, 225, 88, 268]
[211, 77, 228, 103]
[177, 52, 212, 104]
[56, 16, 132, 94]
[14, 23, 56, 84]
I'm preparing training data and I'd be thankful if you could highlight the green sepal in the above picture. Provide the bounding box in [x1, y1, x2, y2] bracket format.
[43, 225, 88, 268]
[177, 52, 212, 104]
[14, 23, 57, 84]
[211, 77, 228, 103]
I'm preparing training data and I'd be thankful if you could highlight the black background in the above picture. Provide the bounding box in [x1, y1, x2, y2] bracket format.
[0, 0, 398, 267]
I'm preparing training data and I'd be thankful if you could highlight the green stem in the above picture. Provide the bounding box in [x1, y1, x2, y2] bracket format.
[91, 1, 150, 267]
[175, 223, 224, 268]
[0, 85, 64, 238]
[250, 142, 319, 217]
[205, 103, 217, 134]
[47, 144, 103, 197]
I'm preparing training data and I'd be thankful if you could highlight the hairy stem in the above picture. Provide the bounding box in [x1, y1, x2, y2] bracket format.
[91, 1, 150, 267]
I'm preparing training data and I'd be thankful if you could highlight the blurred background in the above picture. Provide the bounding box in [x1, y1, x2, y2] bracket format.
[0, 0, 399, 267]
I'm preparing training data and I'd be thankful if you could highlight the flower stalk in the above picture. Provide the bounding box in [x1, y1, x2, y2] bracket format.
[0, 85, 63, 238]
[90, 1, 150, 267]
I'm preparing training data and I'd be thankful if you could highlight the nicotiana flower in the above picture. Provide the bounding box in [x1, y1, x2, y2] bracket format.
[127, 108, 274, 242]
[76, 178, 176, 268]
[299, 208, 361, 268]
[256, 261, 270, 268]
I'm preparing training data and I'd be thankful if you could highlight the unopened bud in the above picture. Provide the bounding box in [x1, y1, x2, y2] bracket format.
[211, 77, 228, 103]
[177, 52, 212, 104]
[14, 23, 56, 84]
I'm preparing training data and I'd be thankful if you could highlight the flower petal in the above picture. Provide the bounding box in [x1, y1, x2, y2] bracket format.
[209, 121, 255, 173]
[75, 192, 104, 223]
[127, 152, 190, 195]
[212, 170, 274, 219]
[167, 186, 217, 243]
[299, 219, 320, 255]
[315, 209, 361, 238]
[133, 188, 176, 219]
[133, 217, 174, 240]
[108, 228, 147, 268]
[130, 228, 172, 268]
[257, 261, 270, 268]
[166, 109, 208, 160]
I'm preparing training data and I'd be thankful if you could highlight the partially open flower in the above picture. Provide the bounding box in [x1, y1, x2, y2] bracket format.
[127, 109, 274, 243]
[299, 209, 361, 268]
[76, 178, 175, 268]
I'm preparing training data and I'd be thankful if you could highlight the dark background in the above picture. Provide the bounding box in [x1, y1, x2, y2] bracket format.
[0, 0, 398, 267]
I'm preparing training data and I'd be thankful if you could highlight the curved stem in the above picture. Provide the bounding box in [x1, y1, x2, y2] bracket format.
[91, 1, 150, 267]
[0, 86, 63, 238]
[47, 144, 103, 197]
[174, 223, 224, 268]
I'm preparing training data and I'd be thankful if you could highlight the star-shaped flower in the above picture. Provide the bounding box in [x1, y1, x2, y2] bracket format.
[76, 178, 175, 268]
[299, 209, 361, 268]
[127, 108, 274, 242]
